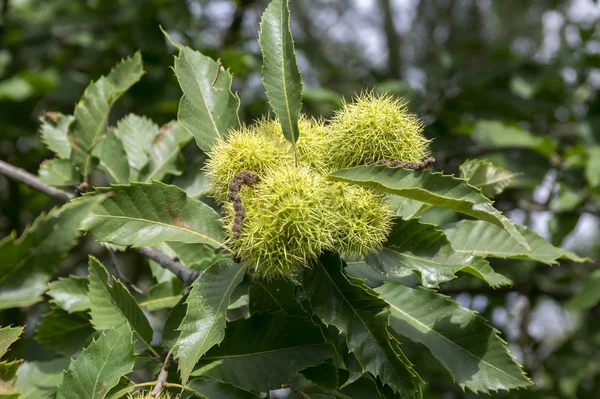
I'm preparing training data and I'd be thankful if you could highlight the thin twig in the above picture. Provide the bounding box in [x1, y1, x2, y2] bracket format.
[151, 364, 170, 397]
[134, 247, 200, 285]
[0, 159, 200, 285]
[0, 160, 74, 202]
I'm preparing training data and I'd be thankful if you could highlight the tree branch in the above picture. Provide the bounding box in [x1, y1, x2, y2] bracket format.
[0, 159, 200, 285]
[378, 0, 401, 78]
[0, 160, 75, 202]
[133, 247, 199, 285]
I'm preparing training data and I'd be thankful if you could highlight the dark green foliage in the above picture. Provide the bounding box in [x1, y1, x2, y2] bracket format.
[1, 1, 597, 398]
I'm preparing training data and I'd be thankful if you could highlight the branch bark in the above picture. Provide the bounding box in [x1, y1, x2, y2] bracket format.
[0, 159, 200, 285]
[378, 0, 401, 78]
[133, 247, 199, 285]
[0, 160, 75, 202]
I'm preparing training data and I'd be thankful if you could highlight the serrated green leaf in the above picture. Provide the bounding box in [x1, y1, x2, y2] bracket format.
[0, 361, 21, 384]
[299, 252, 422, 396]
[442, 220, 588, 264]
[248, 277, 302, 315]
[162, 295, 187, 349]
[549, 213, 580, 246]
[459, 159, 519, 198]
[15, 359, 69, 399]
[113, 114, 159, 176]
[56, 324, 136, 399]
[39, 112, 74, 159]
[0, 197, 102, 310]
[0, 384, 21, 398]
[139, 121, 191, 182]
[79, 181, 225, 249]
[38, 159, 79, 187]
[104, 376, 134, 399]
[585, 145, 600, 188]
[142, 278, 184, 311]
[365, 218, 511, 288]
[192, 313, 333, 393]
[565, 269, 600, 310]
[157, 241, 220, 270]
[47, 276, 90, 313]
[167, 34, 240, 152]
[92, 128, 129, 184]
[35, 308, 94, 355]
[173, 160, 212, 199]
[177, 258, 245, 384]
[187, 377, 261, 399]
[300, 359, 339, 391]
[385, 195, 429, 219]
[329, 165, 529, 250]
[87, 257, 154, 353]
[378, 283, 532, 393]
[0, 327, 23, 358]
[340, 374, 391, 399]
[69, 52, 144, 178]
[259, 0, 303, 146]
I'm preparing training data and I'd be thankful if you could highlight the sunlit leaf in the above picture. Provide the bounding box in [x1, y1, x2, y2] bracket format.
[329, 165, 529, 250]
[78, 181, 225, 249]
[39, 112, 74, 160]
[139, 121, 191, 182]
[47, 276, 90, 313]
[69, 52, 144, 177]
[56, 324, 135, 399]
[92, 128, 129, 184]
[442, 220, 588, 264]
[113, 114, 159, 177]
[366, 218, 511, 288]
[459, 159, 519, 198]
[0, 327, 22, 358]
[177, 258, 245, 384]
[173, 160, 212, 199]
[15, 359, 69, 399]
[0, 197, 102, 310]
[378, 283, 532, 393]
[87, 257, 154, 353]
[298, 252, 423, 396]
[166, 31, 240, 152]
[38, 159, 79, 187]
[259, 0, 303, 146]
[142, 278, 184, 311]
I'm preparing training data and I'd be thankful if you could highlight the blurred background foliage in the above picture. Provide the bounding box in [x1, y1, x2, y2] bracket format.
[1, 0, 600, 397]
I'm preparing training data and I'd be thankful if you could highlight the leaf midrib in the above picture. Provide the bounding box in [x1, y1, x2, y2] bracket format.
[474, 174, 516, 188]
[92, 267, 154, 354]
[183, 264, 245, 360]
[386, 299, 525, 384]
[254, 280, 285, 312]
[278, 2, 297, 143]
[89, 327, 128, 399]
[180, 50, 220, 139]
[38, 320, 90, 339]
[89, 213, 224, 249]
[200, 342, 327, 360]
[143, 144, 180, 182]
[318, 260, 409, 386]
